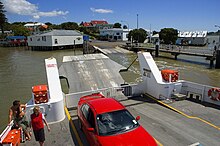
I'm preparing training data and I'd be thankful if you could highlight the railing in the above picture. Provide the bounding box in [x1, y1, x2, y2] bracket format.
[181, 81, 220, 105]
[64, 84, 138, 108]
[0, 120, 13, 143]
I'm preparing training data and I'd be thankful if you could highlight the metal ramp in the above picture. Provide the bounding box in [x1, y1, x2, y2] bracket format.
[59, 53, 129, 108]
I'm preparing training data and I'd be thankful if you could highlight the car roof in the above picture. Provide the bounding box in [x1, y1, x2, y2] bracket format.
[87, 97, 125, 114]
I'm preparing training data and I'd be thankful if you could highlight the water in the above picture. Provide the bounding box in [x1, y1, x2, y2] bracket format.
[1, 46, 220, 132]
[0, 46, 83, 132]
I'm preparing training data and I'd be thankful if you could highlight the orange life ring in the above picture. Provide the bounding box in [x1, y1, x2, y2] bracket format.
[208, 88, 220, 101]
[161, 69, 178, 82]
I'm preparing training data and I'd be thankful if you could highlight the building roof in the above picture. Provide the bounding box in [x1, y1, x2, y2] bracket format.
[178, 31, 207, 38]
[6, 36, 26, 40]
[91, 20, 108, 25]
[24, 22, 46, 27]
[36, 30, 82, 36]
[152, 34, 159, 38]
[83, 22, 92, 27]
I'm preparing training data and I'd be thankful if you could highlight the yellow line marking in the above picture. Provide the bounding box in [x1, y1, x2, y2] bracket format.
[64, 106, 83, 146]
[144, 93, 220, 131]
[154, 138, 163, 146]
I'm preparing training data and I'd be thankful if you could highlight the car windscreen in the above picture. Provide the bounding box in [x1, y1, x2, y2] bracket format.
[96, 109, 139, 136]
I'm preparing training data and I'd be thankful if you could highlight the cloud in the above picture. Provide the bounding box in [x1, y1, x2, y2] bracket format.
[90, 8, 113, 14]
[2, 0, 69, 19]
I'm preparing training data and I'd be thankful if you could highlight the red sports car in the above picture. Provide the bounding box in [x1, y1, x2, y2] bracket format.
[77, 93, 157, 146]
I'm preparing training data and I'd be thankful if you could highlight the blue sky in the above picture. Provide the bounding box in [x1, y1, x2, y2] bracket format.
[2, 0, 220, 32]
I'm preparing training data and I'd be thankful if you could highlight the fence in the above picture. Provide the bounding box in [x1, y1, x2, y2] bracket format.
[64, 84, 137, 108]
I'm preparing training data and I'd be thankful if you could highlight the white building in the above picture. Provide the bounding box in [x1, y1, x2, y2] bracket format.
[177, 31, 207, 45]
[24, 22, 48, 32]
[99, 28, 131, 41]
[27, 30, 83, 50]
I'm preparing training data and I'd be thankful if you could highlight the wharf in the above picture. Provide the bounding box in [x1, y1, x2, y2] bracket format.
[120, 44, 219, 68]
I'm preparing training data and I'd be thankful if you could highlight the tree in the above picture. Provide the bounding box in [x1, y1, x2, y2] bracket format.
[113, 23, 121, 28]
[128, 28, 147, 43]
[159, 28, 178, 44]
[60, 22, 79, 30]
[0, 2, 7, 34]
[11, 24, 30, 36]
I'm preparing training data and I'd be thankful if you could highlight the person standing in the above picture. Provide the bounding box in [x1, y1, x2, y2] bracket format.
[30, 106, 50, 146]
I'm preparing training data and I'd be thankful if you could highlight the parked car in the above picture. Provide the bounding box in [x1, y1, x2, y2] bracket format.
[77, 93, 157, 146]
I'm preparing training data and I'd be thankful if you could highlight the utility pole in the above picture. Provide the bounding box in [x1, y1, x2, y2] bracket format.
[137, 14, 139, 29]
[150, 24, 152, 43]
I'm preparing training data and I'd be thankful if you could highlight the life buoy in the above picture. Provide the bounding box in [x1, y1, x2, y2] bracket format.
[161, 70, 178, 82]
[208, 88, 220, 101]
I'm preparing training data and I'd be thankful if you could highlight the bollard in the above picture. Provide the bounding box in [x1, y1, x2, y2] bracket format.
[215, 50, 220, 69]
[155, 44, 159, 57]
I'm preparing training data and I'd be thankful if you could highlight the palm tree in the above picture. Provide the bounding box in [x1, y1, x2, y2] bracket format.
[0, 2, 8, 34]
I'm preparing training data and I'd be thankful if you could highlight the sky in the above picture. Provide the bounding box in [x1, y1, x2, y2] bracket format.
[2, 0, 220, 32]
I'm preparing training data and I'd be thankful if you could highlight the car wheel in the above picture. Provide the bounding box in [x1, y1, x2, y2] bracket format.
[78, 117, 82, 130]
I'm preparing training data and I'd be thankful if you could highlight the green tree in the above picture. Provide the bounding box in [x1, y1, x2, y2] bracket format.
[128, 28, 147, 43]
[11, 24, 30, 36]
[0, 2, 7, 34]
[113, 23, 121, 28]
[159, 28, 178, 44]
[60, 22, 79, 30]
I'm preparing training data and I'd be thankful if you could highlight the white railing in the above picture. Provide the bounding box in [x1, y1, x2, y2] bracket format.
[181, 81, 220, 106]
[0, 120, 13, 143]
[64, 84, 138, 108]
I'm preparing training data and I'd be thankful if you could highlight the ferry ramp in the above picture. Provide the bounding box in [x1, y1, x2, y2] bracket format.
[59, 53, 128, 108]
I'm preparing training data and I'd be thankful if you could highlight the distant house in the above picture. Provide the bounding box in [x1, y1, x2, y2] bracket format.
[177, 31, 207, 45]
[24, 22, 48, 33]
[150, 34, 160, 44]
[207, 35, 220, 50]
[100, 28, 130, 41]
[81, 20, 113, 30]
[0, 30, 13, 35]
[27, 30, 83, 50]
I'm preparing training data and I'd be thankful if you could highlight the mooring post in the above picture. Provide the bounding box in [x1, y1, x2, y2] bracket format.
[215, 50, 220, 69]
[155, 41, 159, 57]
[210, 59, 214, 68]
[175, 54, 178, 60]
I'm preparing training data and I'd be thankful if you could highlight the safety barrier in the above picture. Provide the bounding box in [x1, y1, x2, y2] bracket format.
[64, 84, 137, 108]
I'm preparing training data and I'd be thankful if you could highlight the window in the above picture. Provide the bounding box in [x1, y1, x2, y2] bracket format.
[116, 32, 120, 35]
[81, 104, 89, 119]
[55, 39, 58, 44]
[30, 38, 32, 41]
[42, 36, 46, 41]
[81, 104, 95, 128]
[88, 109, 95, 128]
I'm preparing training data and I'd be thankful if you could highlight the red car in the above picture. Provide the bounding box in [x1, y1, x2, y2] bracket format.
[77, 93, 157, 146]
